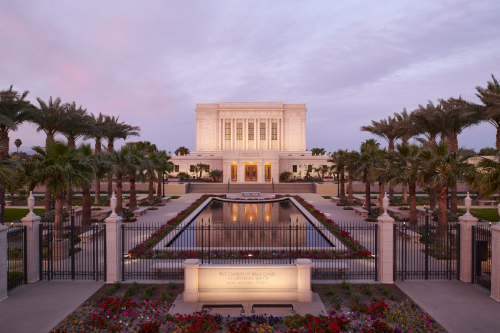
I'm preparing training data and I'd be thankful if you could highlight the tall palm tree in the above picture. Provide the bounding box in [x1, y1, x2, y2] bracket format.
[29, 97, 66, 218]
[328, 149, 348, 200]
[147, 150, 171, 203]
[418, 141, 475, 230]
[368, 148, 389, 215]
[84, 113, 108, 205]
[59, 102, 95, 211]
[344, 151, 360, 205]
[27, 141, 93, 238]
[411, 101, 444, 210]
[394, 108, 419, 204]
[14, 139, 22, 153]
[361, 116, 399, 199]
[438, 97, 481, 217]
[123, 147, 146, 211]
[357, 139, 380, 211]
[473, 152, 500, 200]
[102, 116, 140, 199]
[0, 86, 32, 223]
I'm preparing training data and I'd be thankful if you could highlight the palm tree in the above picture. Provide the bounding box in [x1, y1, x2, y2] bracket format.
[438, 97, 481, 217]
[29, 96, 66, 218]
[123, 148, 146, 211]
[84, 113, 108, 205]
[386, 144, 421, 224]
[345, 151, 360, 205]
[27, 141, 93, 238]
[195, 163, 209, 178]
[475, 74, 500, 148]
[0, 86, 32, 223]
[175, 146, 189, 156]
[102, 116, 140, 199]
[148, 150, 172, 202]
[418, 141, 475, 229]
[368, 148, 389, 215]
[361, 117, 399, 199]
[411, 101, 444, 210]
[328, 149, 348, 200]
[209, 169, 223, 182]
[14, 139, 22, 153]
[59, 102, 95, 211]
[357, 139, 380, 211]
[473, 152, 500, 200]
[311, 148, 326, 156]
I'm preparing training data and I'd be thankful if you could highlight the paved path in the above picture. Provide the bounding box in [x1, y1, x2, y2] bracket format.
[396, 280, 499, 333]
[0, 280, 104, 333]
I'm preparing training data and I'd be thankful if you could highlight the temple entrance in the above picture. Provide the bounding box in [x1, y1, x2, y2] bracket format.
[245, 165, 257, 181]
[265, 164, 271, 182]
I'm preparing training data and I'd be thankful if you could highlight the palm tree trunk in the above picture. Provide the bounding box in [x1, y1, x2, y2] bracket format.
[428, 136, 436, 211]
[129, 173, 137, 210]
[44, 134, 54, 218]
[496, 126, 500, 150]
[378, 180, 384, 215]
[54, 192, 64, 239]
[148, 173, 154, 204]
[438, 180, 448, 242]
[94, 174, 100, 205]
[449, 134, 458, 217]
[107, 140, 114, 200]
[402, 185, 408, 204]
[348, 176, 353, 205]
[340, 171, 345, 201]
[82, 186, 92, 226]
[66, 139, 76, 212]
[116, 171, 123, 216]
[365, 177, 371, 210]
[157, 170, 162, 201]
[409, 182, 417, 226]
[388, 140, 394, 199]
[0, 129, 8, 224]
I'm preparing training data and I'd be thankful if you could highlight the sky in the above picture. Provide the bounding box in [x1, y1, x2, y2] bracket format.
[1, 0, 499, 154]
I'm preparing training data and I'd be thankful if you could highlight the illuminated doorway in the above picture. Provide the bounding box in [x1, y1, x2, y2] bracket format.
[245, 165, 257, 181]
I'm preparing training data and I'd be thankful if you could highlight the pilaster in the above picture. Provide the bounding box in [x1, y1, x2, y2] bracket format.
[21, 214, 41, 282]
[458, 214, 478, 283]
[105, 192, 122, 283]
[377, 193, 394, 284]
[0, 225, 9, 302]
[491, 225, 500, 301]
[183, 259, 200, 302]
[296, 259, 313, 302]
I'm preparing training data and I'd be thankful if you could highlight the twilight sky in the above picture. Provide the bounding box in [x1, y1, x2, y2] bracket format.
[1, 0, 499, 154]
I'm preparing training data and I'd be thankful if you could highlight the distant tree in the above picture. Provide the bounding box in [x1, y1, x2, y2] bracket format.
[14, 139, 22, 153]
[479, 147, 497, 156]
[310, 148, 326, 156]
[209, 169, 223, 181]
[175, 146, 189, 156]
[280, 171, 292, 182]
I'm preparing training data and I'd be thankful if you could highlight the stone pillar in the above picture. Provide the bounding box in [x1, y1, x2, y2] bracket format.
[0, 225, 8, 302]
[244, 119, 247, 150]
[296, 259, 313, 302]
[256, 119, 260, 150]
[237, 163, 245, 184]
[21, 192, 41, 282]
[491, 225, 500, 301]
[183, 259, 200, 302]
[266, 119, 270, 150]
[458, 217, 478, 283]
[106, 192, 122, 283]
[220, 118, 223, 151]
[377, 193, 395, 284]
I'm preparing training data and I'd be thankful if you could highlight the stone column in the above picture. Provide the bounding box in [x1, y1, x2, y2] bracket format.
[106, 192, 122, 283]
[220, 118, 223, 151]
[0, 225, 8, 302]
[296, 259, 313, 302]
[280, 118, 283, 151]
[244, 119, 247, 150]
[266, 119, 270, 150]
[256, 119, 260, 150]
[183, 259, 200, 302]
[459, 193, 478, 283]
[21, 191, 40, 283]
[377, 193, 395, 284]
[492, 224, 500, 301]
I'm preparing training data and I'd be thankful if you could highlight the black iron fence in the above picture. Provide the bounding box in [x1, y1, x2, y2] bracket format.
[122, 222, 378, 281]
[7, 226, 27, 291]
[394, 219, 460, 281]
[472, 226, 491, 290]
[40, 216, 106, 280]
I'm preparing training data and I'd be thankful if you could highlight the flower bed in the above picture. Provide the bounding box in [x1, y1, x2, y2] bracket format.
[51, 282, 445, 333]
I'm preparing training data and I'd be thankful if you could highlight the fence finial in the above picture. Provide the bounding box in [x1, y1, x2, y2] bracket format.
[464, 192, 473, 217]
[381, 192, 390, 217]
[110, 191, 117, 218]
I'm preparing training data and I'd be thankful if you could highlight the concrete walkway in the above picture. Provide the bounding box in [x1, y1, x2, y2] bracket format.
[396, 280, 499, 333]
[0, 280, 104, 333]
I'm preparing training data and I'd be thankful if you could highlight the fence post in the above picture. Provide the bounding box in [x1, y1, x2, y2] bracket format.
[0, 225, 8, 302]
[105, 192, 122, 283]
[21, 191, 41, 283]
[377, 193, 395, 284]
[491, 224, 500, 301]
[458, 193, 478, 283]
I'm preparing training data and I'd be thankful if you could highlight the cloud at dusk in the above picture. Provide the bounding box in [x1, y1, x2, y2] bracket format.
[1, 0, 499, 153]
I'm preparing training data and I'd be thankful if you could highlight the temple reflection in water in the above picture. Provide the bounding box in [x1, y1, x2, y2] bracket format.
[193, 200, 310, 248]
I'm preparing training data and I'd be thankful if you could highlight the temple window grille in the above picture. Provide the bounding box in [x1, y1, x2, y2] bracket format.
[237, 123, 242, 140]
[248, 123, 254, 140]
[260, 123, 266, 140]
[271, 122, 277, 140]
[225, 122, 231, 140]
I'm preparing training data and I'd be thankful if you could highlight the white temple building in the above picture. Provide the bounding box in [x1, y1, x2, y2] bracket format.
[170, 102, 332, 183]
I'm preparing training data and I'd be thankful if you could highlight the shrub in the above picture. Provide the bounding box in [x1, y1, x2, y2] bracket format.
[168, 282, 177, 290]
[361, 283, 373, 295]
[141, 285, 156, 300]
[124, 281, 139, 299]
[343, 206, 354, 210]
[351, 292, 361, 301]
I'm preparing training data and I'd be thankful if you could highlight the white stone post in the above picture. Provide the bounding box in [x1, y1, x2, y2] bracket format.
[183, 259, 200, 302]
[105, 192, 122, 283]
[458, 193, 478, 283]
[0, 225, 8, 302]
[21, 191, 40, 282]
[491, 225, 500, 301]
[296, 259, 313, 302]
[377, 193, 395, 284]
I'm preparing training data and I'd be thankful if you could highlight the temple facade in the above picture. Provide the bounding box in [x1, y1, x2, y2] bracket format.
[170, 102, 332, 183]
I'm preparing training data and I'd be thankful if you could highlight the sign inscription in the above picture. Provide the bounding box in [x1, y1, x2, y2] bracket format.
[220, 271, 276, 285]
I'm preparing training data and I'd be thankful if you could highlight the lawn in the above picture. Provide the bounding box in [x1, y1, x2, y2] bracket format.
[5, 208, 44, 222]
[458, 208, 498, 222]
